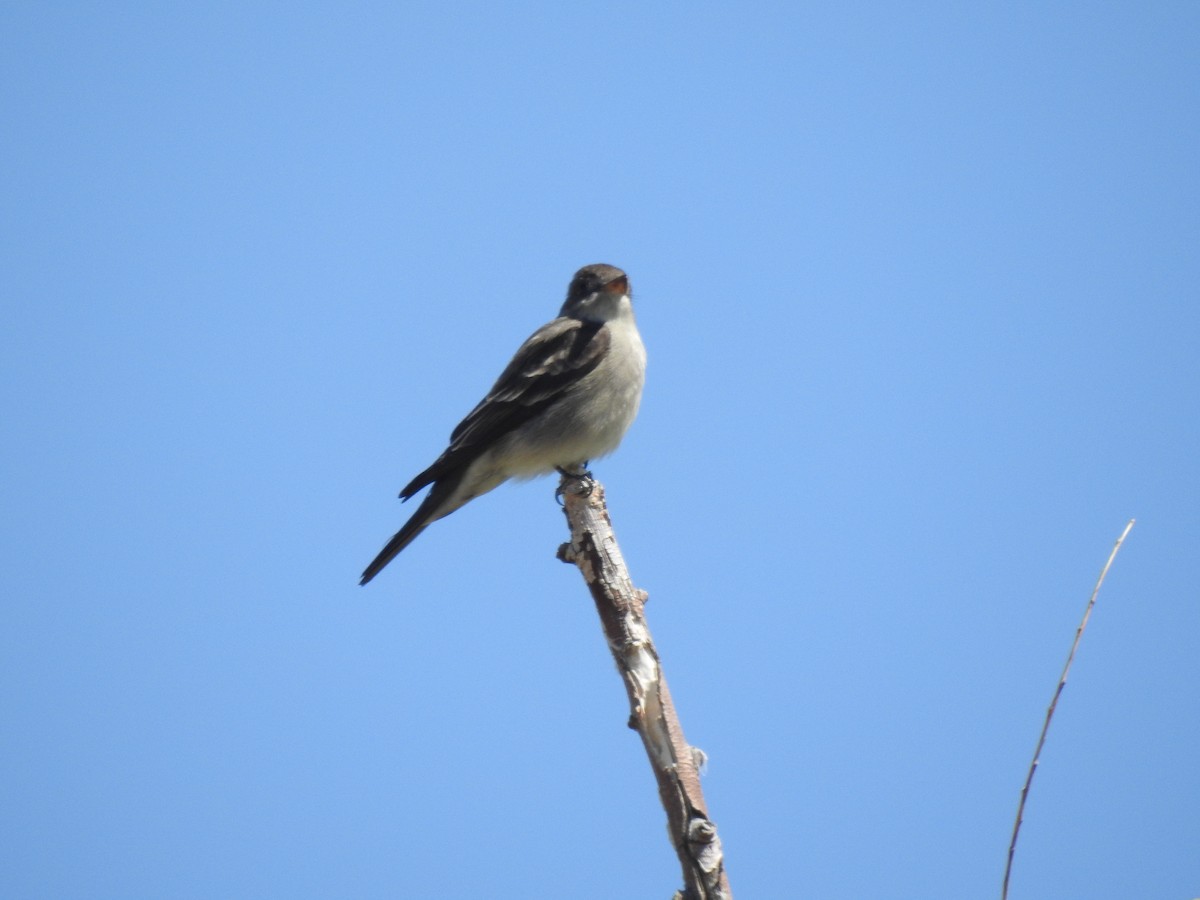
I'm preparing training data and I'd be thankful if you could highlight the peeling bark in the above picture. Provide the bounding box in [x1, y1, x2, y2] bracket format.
[556, 473, 732, 900]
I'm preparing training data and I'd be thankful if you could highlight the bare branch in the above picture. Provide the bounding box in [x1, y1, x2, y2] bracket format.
[556, 472, 732, 900]
[1001, 519, 1135, 900]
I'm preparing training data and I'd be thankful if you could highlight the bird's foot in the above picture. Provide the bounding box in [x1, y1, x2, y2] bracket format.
[555, 463, 594, 504]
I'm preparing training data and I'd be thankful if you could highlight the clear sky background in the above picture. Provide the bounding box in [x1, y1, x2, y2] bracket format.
[2, 4, 1197, 899]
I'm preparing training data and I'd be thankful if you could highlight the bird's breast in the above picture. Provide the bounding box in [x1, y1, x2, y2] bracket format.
[500, 316, 645, 477]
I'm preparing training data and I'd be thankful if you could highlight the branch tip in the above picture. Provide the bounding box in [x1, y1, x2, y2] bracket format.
[1001, 518, 1135, 900]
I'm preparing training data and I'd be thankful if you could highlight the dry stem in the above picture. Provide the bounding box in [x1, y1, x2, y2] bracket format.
[1001, 518, 1135, 900]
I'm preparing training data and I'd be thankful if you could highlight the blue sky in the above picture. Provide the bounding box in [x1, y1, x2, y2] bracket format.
[2, 3, 1197, 898]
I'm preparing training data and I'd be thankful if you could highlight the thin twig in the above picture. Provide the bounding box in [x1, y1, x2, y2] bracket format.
[1001, 518, 1135, 900]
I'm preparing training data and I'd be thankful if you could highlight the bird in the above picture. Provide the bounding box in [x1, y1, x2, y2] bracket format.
[360, 263, 646, 585]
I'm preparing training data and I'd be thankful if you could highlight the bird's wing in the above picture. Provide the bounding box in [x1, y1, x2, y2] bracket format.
[399, 317, 608, 499]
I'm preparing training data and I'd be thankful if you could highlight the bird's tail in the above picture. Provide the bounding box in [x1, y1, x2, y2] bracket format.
[359, 519, 428, 585]
[359, 475, 464, 585]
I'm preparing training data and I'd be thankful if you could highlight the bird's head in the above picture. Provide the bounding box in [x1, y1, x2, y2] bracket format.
[561, 264, 631, 321]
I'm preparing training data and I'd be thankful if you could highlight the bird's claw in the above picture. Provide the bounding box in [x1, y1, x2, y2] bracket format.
[555, 463, 595, 504]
